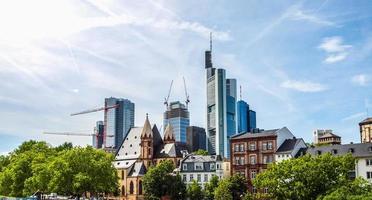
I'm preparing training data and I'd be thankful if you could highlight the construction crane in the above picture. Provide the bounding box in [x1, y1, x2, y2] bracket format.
[43, 131, 114, 137]
[70, 104, 119, 116]
[70, 103, 119, 147]
[164, 80, 173, 108]
[183, 77, 190, 108]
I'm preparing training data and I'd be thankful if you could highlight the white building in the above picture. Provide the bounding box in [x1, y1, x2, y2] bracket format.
[179, 154, 225, 188]
[275, 138, 307, 162]
[313, 129, 333, 144]
[307, 143, 372, 183]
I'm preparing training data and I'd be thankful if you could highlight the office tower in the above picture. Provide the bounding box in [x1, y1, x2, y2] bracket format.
[237, 100, 257, 133]
[187, 126, 207, 152]
[205, 36, 236, 158]
[163, 101, 190, 143]
[93, 121, 104, 148]
[226, 79, 237, 158]
[360, 118, 372, 143]
[105, 97, 135, 149]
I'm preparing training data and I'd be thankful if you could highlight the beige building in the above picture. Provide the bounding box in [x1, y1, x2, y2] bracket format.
[360, 118, 372, 143]
[114, 116, 189, 200]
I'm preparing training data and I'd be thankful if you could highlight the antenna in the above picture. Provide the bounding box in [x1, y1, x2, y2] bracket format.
[240, 85, 242, 100]
[210, 32, 212, 52]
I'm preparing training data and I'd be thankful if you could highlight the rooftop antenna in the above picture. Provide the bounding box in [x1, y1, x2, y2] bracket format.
[210, 32, 213, 52]
[240, 85, 242, 101]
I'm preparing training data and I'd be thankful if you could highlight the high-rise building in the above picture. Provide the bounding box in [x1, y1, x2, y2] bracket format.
[237, 100, 257, 133]
[205, 38, 237, 158]
[93, 121, 104, 149]
[186, 126, 206, 152]
[163, 101, 190, 143]
[360, 118, 372, 143]
[105, 97, 135, 149]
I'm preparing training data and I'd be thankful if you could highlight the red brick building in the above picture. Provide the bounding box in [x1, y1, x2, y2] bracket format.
[230, 127, 295, 192]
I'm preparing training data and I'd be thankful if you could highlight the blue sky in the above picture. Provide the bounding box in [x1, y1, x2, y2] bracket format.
[0, 0, 371, 154]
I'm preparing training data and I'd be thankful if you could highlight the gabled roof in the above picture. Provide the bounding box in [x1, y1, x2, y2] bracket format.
[115, 127, 142, 160]
[306, 143, 372, 158]
[231, 129, 279, 140]
[128, 161, 147, 177]
[318, 132, 340, 139]
[155, 142, 189, 158]
[276, 138, 303, 153]
[182, 154, 223, 163]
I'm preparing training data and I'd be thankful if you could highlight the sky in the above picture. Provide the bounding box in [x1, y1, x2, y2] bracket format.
[0, 0, 372, 154]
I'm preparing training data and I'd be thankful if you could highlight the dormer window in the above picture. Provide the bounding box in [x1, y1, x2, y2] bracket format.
[369, 147, 372, 152]
[348, 148, 354, 153]
[317, 150, 322, 155]
[210, 163, 215, 170]
[332, 149, 338, 154]
[182, 164, 187, 170]
[195, 163, 203, 170]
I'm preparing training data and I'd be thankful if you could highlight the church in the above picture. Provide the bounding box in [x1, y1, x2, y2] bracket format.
[113, 115, 189, 200]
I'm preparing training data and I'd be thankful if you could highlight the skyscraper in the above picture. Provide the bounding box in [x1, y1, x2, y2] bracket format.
[163, 101, 190, 143]
[186, 126, 207, 152]
[237, 100, 257, 133]
[205, 36, 237, 158]
[105, 97, 135, 149]
[93, 121, 104, 148]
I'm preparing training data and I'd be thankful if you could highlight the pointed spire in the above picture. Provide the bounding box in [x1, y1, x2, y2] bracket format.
[141, 114, 152, 138]
[163, 123, 175, 143]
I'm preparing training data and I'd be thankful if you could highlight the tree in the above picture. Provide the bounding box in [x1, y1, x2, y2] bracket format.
[193, 149, 209, 156]
[229, 174, 247, 200]
[55, 142, 73, 152]
[143, 160, 186, 200]
[318, 177, 372, 200]
[0, 155, 10, 172]
[204, 175, 219, 200]
[214, 179, 233, 200]
[186, 180, 204, 200]
[253, 153, 355, 200]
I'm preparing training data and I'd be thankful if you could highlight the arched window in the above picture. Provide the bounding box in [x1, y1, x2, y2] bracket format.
[121, 185, 125, 196]
[130, 181, 134, 194]
[138, 180, 143, 195]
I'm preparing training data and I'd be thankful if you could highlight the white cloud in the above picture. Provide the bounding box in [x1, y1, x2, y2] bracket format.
[281, 80, 327, 92]
[318, 36, 352, 63]
[351, 74, 370, 86]
[341, 112, 366, 121]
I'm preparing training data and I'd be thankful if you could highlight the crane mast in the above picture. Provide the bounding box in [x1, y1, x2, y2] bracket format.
[183, 76, 190, 108]
[164, 80, 173, 108]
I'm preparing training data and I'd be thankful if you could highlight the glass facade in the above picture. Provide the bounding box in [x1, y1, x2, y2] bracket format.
[163, 101, 190, 143]
[237, 100, 257, 134]
[93, 121, 104, 148]
[104, 97, 135, 149]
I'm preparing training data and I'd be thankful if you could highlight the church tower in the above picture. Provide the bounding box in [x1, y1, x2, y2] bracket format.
[163, 123, 175, 144]
[140, 114, 153, 168]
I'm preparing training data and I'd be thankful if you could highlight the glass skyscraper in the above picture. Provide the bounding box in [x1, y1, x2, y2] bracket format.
[237, 100, 257, 133]
[105, 97, 135, 149]
[163, 101, 190, 143]
[93, 121, 104, 149]
[205, 44, 237, 158]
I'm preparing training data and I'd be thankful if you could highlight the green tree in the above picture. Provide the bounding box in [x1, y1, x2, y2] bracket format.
[0, 155, 10, 172]
[253, 153, 355, 200]
[318, 177, 372, 200]
[229, 174, 247, 200]
[54, 142, 73, 152]
[193, 149, 209, 156]
[214, 179, 233, 200]
[204, 175, 219, 200]
[186, 180, 204, 200]
[143, 160, 186, 200]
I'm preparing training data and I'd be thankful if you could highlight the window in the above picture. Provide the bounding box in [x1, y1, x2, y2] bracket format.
[129, 181, 134, 194]
[268, 142, 273, 150]
[251, 170, 256, 179]
[250, 155, 256, 164]
[195, 163, 203, 170]
[317, 150, 322, 155]
[349, 148, 355, 153]
[216, 163, 220, 169]
[121, 186, 125, 196]
[138, 180, 143, 195]
[210, 163, 215, 170]
[332, 149, 338, 154]
[249, 143, 256, 150]
[240, 144, 245, 152]
[367, 172, 372, 179]
[252, 187, 257, 194]
[262, 142, 267, 151]
[240, 157, 245, 165]
[183, 174, 187, 182]
[121, 170, 124, 180]
[190, 174, 194, 181]
[234, 144, 239, 152]
[183, 164, 187, 170]
[204, 174, 208, 182]
[264, 188, 269, 194]
[369, 147, 372, 152]
[263, 155, 267, 164]
[367, 159, 372, 166]
[197, 174, 201, 182]
[235, 157, 240, 165]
